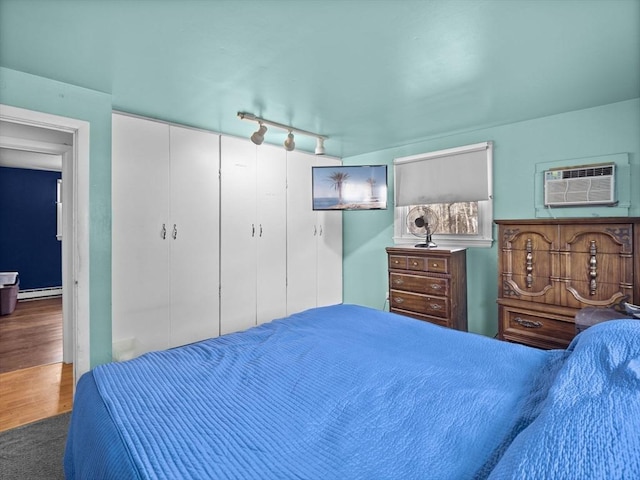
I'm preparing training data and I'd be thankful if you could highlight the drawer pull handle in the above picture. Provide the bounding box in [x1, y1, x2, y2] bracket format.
[432, 263, 438, 268]
[412, 261, 419, 266]
[393, 297, 404, 304]
[429, 303, 443, 310]
[393, 278, 404, 285]
[514, 317, 543, 329]
[589, 240, 597, 295]
[394, 260, 399, 264]
[430, 283, 442, 290]
[525, 238, 534, 288]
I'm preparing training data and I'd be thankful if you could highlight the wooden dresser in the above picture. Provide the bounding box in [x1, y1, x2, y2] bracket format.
[496, 218, 640, 349]
[386, 247, 467, 331]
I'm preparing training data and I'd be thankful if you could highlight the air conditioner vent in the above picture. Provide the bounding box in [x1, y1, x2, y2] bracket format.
[544, 163, 615, 207]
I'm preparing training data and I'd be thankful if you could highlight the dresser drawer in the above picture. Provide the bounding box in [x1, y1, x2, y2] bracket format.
[386, 246, 467, 332]
[388, 255, 407, 269]
[389, 290, 449, 319]
[405, 256, 449, 273]
[500, 307, 575, 349]
[425, 257, 448, 273]
[391, 309, 450, 328]
[389, 273, 449, 296]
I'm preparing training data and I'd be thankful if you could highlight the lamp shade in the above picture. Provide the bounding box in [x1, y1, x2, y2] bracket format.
[250, 124, 267, 145]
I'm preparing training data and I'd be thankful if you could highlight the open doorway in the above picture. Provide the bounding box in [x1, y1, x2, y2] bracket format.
[0, 121, 70, 365]
[0, 104, 91, 427]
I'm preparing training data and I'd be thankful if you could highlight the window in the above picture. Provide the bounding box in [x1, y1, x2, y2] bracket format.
[56, 179, 62, 241]
[393, 142, 493, 248]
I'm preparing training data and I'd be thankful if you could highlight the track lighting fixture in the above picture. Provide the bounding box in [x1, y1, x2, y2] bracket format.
[284, 131, 295, 151]
[250, 123, 267, 145]
[237, 112, 327, 155]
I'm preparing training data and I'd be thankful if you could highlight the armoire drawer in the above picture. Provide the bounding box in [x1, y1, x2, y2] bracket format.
[500, 307, 575, 349]
[389, 290, 449, 319]
[389, 273, 449, 296]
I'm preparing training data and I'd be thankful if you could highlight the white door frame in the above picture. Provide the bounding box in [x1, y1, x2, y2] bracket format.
[0, 104, 91, 381]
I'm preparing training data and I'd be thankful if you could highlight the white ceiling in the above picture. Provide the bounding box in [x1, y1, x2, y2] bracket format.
[0, 0, 638, 158]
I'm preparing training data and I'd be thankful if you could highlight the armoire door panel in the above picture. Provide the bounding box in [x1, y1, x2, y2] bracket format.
[317, 209, 343, 307]
[561, 224, 634, 253]
[169, 126, 220, 347]
[256, 144, 287, 325]
[503, 275, 555, 299]
[286, 151, 319, 315]
[500, 225, 558, 251]
[112, 114, 171, 356]
[561, 280, 631, 308]
[313, 156, 342, 308]
[220, 136, 258, 334]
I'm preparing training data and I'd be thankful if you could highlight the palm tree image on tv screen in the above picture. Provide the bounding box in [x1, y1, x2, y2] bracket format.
[312, 165, 387, 211]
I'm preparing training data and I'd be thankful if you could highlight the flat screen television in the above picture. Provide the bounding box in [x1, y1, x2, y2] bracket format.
[312, 165, 388, 211]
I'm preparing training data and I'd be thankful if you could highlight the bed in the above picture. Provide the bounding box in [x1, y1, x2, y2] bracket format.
[64, 304, 640, 479]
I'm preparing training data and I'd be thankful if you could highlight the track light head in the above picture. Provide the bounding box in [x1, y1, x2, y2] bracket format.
[314, 137, 325, 155]
[284, 131, 295, 152]
[238, 112, 327, 153]
[250, 123, 267, 145]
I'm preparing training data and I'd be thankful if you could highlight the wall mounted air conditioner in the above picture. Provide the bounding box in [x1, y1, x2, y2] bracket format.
[544, 163, 616, 207]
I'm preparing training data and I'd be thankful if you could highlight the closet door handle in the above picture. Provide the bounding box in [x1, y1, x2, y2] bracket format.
[252, 224, 255, 237]
[319, 225, 323, 236]
[313, 226, 317, 236]
[172, 224, 177, 240]
[161, 223, 167, 240]
[259, 224, 263, 237]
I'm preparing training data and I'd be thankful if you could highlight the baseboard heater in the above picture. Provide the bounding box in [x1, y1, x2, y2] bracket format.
[17, 287, 63, 300]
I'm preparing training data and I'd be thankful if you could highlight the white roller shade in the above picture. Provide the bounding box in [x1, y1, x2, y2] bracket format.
[394, 142, 492, 206]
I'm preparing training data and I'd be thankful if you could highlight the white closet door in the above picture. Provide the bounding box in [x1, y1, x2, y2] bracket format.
[286, 151, 321, 315]
[112, 114, 171, 356]
[220, 136, 258, 334]
[168, 126, 220, 347]
[317, 202, 343, 307]
[314, 156, 343, 307]
[256, 144, 287, 325]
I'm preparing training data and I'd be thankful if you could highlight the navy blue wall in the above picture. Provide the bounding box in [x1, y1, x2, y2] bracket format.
[0, 166, 62, 290]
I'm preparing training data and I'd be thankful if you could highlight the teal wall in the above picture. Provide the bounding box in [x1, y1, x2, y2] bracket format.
[2, 62, 638, 362]
[342, 98, 640, 336]
[0, 67, 113, 366]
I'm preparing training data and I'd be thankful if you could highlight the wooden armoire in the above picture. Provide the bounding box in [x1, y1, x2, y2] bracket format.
[496, 218, 640, 349]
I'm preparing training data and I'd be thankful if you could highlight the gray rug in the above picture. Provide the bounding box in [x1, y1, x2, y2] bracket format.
[0, 412, 70, 480]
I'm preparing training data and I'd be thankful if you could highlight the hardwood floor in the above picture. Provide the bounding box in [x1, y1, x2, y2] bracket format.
[0, 362, 73, 431]
[0, 297, 73, 432]
[0, 297, 63, 373]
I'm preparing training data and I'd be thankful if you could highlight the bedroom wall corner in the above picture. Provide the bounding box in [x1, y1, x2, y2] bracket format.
[0, 66, 114, 367]
[342, 98, 640, 338]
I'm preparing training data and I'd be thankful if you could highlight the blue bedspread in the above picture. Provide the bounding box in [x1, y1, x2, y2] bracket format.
[489, 318, 640, 479]
[64, 304, 636, 479]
